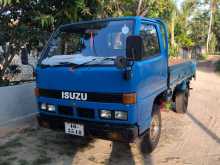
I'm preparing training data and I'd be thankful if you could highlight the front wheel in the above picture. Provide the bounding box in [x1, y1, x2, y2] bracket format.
[137, 104, 161, 154]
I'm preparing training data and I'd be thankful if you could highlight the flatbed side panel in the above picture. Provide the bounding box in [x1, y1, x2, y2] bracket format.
[169, 60, 196, 89]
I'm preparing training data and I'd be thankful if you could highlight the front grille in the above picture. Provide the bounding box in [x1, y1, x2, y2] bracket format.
[77, 108, 94, 119]
[58, 106, 74, 116]
[38, 88, 123, 103]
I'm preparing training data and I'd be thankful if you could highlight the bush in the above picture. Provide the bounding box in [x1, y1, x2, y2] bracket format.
[199, 53, 208, 60]
[215, 60, 220, 72]
[209, 33, 217, 54]
[169, 45, 179, 58]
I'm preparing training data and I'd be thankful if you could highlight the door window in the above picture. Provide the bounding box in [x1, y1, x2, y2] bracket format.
[140, 24, 160, 58]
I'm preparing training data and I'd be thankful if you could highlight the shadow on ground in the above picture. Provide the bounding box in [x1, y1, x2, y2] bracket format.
[196, 56, 220, 74]
[187, 112, 220, 144]
[108, 142, 153, 165]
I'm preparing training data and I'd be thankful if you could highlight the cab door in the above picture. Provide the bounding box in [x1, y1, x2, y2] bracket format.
[137, 22, 167, 133]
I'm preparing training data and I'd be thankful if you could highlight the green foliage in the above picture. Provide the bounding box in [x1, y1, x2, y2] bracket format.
[209, 33, 217, 53]
[169, 44, 179, 58]
[176, 33, 194, 48]
[199, 53, 209, 60]
[37, 15, 55, 28]
[0, 0, 19, 6]
[164, 101, 173, 111]
[213, 9, 220, 52]
[188, 10, 209, 46]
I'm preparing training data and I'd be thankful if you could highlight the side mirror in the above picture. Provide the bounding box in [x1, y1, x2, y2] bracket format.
[114, 56, 127, 69]
[21, 48, 29, 65]
[126, 35, 144, 61]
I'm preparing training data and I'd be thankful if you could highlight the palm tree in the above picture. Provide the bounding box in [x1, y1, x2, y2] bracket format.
[206, 0, 219, 53]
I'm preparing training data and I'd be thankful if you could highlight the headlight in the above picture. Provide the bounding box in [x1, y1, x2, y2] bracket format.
[100, 110, 112, 119]
[40, 103, 47, 110]
[115, 111, 128, 120]
[47, 105, 56, 112]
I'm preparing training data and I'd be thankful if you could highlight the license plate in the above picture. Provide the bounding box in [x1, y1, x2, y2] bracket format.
[64, 122, 84, 136]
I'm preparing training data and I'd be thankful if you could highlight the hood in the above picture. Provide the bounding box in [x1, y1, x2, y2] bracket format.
[36, 66, 136, 93]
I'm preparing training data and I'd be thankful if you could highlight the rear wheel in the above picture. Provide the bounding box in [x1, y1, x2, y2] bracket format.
[175, 88, 189, 113]
[138, 104, 161, 154]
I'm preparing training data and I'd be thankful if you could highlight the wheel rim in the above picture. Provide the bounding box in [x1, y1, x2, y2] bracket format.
[149, 114, 160, 143]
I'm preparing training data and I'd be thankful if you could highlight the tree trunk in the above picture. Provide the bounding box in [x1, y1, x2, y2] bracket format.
[0, 44, 16, 79]
[206, 2, 213, 53]
[2, 53, 16, 75]
[170, 13, 175, 47]
[206, 0, 215, 53]
[136, 0, 143, 15]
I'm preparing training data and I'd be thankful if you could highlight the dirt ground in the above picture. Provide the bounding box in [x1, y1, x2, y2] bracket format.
[0, 57, 220, 165]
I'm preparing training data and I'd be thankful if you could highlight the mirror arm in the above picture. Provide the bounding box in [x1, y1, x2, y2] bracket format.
[123, 61, 133, 80]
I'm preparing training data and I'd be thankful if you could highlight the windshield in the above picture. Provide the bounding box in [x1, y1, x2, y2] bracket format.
[41, 20, 134, 66]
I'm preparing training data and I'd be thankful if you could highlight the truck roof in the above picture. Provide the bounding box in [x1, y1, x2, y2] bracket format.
[59, 16, 162, 30]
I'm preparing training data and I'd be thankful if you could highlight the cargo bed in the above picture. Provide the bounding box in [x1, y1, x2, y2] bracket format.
[169, 60, 196, 89]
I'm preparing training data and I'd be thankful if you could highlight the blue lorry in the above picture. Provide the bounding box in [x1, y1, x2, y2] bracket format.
[22, 16, 196, 153]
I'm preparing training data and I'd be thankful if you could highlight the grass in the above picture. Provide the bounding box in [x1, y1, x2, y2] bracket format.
[0, 137, 22, 149]
[31, 154, 52, 165]
[0, 137, 22, 156]
[0, 157, 17, 165]
[0, 149, 13, 157]
[0, 136, 23, 164]
[0, 161, 12, 165]
[164, 101, 173, 111]
[21, 128, 38, 137]
[18, 160, 29, 165]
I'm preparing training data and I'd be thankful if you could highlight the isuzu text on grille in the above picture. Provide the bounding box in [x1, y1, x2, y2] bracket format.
[61, 92, 87, 101]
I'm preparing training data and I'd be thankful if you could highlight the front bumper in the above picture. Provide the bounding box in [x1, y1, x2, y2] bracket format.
[37, 114, 139, 143]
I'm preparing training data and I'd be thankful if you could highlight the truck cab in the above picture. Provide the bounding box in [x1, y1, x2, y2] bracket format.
[23, 16, 196, 153]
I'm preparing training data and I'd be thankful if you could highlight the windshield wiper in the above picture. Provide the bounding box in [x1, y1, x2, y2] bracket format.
[71, 58, 97, 69]
[40, 62, 77, 68]
[101, 57, 115, 61]
[40, 58, 97, 69]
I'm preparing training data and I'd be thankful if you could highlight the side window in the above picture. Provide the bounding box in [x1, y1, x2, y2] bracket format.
[140, 24, 160, 58]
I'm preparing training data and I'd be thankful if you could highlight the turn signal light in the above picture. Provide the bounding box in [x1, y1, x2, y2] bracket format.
[123, 93, 136, 104]
[35, 88, 39, 96]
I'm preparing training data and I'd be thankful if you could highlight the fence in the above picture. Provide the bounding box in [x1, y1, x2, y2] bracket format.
[0, 82, 37, 127]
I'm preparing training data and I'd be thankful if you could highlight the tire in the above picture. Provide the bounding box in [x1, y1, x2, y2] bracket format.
[175, 88, 189, 113]
[138, 104, 161, 154]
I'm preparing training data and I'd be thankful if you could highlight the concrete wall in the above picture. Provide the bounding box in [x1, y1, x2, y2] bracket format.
[0, 82, 37, 126]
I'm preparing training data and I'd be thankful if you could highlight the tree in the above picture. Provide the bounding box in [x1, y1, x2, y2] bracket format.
[213, 8, 220, 52]
[174, 0, 199, 47]
[0, 0, 95, 80]
[189, 10, 209, 46]
[206, 0, 220, 53]
[0, 0, 49, 80]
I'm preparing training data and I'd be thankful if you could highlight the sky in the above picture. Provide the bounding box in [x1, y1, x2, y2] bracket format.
[176, 0, 184, 9]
